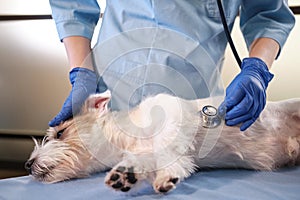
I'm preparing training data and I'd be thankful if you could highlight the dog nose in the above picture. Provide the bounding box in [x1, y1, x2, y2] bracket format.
[25, 159, 35, 174]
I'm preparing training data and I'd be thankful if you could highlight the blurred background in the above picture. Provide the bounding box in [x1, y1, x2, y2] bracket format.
[0, 0, 299, 179]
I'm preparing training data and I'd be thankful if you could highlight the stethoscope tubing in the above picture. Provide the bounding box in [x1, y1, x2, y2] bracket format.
[216, 0, 242, 67]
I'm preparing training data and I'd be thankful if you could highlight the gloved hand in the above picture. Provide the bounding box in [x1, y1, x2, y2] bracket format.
[48, 67, 98, 127]
[220, 57, 274, 131]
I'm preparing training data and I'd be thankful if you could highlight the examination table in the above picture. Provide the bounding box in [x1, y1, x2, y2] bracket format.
[0, 166, 299, 200]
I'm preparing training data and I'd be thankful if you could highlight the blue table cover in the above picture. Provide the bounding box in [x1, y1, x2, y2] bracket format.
[0, 167, 299, 200]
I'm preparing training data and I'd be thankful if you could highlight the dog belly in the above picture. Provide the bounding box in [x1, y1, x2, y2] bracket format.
[192, 130, 253, 169]
[192, 116, 300, 170]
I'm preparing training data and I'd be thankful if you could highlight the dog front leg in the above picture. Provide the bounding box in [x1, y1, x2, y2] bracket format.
[152, 154, 196, 193]
[104, 152, 156, 192]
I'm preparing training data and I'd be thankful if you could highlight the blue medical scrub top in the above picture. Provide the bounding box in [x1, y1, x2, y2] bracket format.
[49, 0, 295, 110]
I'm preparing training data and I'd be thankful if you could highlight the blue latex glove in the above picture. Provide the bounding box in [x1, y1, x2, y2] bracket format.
[221, 57, 274, 131]
[48, 67, 99, 127]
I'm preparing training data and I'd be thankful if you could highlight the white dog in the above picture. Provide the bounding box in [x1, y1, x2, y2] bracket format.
[26, 91, 300, 193]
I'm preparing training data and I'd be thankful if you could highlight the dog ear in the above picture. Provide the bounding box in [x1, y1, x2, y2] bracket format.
[83, 90, 111, 114]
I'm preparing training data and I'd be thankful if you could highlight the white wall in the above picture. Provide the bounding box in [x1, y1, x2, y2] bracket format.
[222, 16, 300, 101]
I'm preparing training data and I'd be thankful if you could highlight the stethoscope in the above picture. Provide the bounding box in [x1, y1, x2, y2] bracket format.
[200, 0, 241, 129]
[200, 105, 223, 128]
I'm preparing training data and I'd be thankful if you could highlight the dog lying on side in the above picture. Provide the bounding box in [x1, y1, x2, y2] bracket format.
[26, 91, 300, 193]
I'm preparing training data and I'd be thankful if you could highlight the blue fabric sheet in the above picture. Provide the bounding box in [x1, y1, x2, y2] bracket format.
[1, 167, 300, 200]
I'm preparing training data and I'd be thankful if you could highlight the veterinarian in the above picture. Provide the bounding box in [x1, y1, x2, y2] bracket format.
[48, 0, 295, 131]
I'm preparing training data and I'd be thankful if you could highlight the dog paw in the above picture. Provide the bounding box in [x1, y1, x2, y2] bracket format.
[153, 176, 179, 193]
[105, 166, 138, 192]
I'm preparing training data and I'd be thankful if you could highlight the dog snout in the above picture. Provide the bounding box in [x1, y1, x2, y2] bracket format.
[25, 159, 35, 174]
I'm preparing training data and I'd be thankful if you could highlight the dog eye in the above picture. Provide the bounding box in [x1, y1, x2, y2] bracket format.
[57, 129, 65, 139]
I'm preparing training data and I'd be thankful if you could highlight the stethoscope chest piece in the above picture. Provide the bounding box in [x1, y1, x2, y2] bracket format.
[200, 105, 221, 128]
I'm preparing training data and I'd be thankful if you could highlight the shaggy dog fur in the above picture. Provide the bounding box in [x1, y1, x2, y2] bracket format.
[26, 91, 300, 193]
